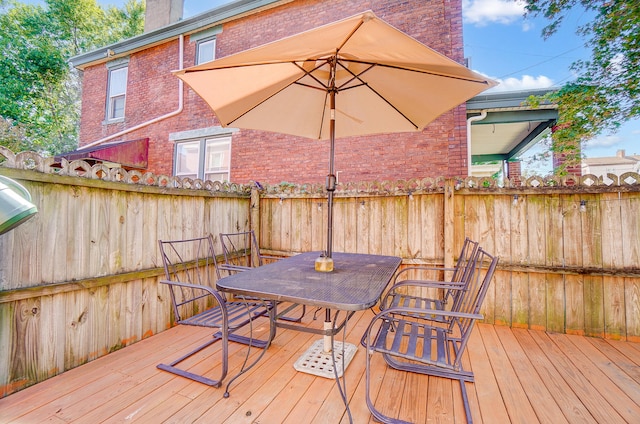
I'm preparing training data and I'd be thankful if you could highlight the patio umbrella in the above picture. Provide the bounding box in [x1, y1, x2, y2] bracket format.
[174, 10, 497, 263]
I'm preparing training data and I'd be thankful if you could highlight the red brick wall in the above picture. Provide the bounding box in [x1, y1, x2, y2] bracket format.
[78, 0, 468, 183]
[507, 161, 522, 185]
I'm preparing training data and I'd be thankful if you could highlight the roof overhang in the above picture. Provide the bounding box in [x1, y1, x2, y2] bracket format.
[467, 88, 559, 165]
[54, 138, 149, 170]
[69, 0, 287, 70]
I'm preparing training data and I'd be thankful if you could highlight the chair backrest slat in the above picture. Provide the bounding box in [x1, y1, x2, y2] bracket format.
[220, 230, 261, 269]
[158, 235, 222, 321]
[452, 248, 499, 348]
[451, 237, 480, 283]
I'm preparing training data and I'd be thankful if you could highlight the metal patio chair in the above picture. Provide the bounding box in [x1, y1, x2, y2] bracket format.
[157, 235, 276, 395]
[379, 237, 479, 325]
[219, 230, 306, 322]
[363, 248, 499, 424]
[219, 230, 281, 272]
[359, 238, 479, 351]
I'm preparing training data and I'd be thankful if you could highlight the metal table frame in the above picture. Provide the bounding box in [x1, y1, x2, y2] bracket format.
[217, 251, 400, 421]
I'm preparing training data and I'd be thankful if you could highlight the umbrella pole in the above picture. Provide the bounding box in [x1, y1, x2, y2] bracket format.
[320, 88, 336, 352]
[326, 87, 336, 259]
[326, 55, 337, 260]
[316, 57, 337, 274]
[324, 61, 339, 353]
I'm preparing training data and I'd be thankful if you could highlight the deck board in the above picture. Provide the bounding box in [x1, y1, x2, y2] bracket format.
[528, 330, 627, 424]
[1, 307, 639, 424]
[478, 324, 539, 423]
[491, 325, 568, 424]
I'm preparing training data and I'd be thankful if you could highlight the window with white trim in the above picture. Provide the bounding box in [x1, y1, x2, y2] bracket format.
[107, 66, 128, 120]
[175, 136, 230, 182]
[196, 37, 216, 64]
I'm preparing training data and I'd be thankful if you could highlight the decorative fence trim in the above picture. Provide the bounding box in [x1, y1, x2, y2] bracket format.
[0, 147, 251, 195]
[2, 147, 639, 197]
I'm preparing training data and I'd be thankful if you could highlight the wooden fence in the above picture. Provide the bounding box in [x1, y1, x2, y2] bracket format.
[258, 181, 640, 343]
[1, 148, 639, 397]
[0, 150, 252, 397]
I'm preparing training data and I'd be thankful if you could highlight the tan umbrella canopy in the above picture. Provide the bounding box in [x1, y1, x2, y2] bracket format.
[175, 10, 497, 260]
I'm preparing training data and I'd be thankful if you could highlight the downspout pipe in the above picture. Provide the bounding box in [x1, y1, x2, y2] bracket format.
[466, 110, 488, 176]
[80, 34, 185, 150]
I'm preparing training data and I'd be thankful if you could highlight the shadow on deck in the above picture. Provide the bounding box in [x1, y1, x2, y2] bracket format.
[1, 306, 639, 423]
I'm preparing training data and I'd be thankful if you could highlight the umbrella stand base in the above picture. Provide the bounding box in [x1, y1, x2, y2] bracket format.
[293, 339, 357, 378]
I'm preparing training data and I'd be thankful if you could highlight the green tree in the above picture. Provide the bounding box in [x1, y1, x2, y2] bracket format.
[523, 0, 640, 171]
[0, 117, 28, 153]
[0, 0, 144, 155]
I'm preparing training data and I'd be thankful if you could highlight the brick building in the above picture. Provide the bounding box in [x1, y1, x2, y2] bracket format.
[69, 0, 482, 185]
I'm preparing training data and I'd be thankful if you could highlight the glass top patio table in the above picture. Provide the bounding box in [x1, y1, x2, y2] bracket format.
[216, 251, 402, 311]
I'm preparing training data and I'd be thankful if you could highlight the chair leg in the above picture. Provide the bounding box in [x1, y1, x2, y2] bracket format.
[223, 303, 277, 397]
[460, 379, 473, 424]
[226, 333, 270, 348]
[365, 344, 412, 424]
[157, 334, 225, 387]
[158, 304, 278, 391]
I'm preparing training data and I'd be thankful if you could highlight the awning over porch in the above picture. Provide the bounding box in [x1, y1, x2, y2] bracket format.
[55, 138, 149, 170]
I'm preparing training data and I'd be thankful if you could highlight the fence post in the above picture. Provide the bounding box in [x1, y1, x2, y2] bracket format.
[250, 187, 260, 240]
[443, 178, 455, 280]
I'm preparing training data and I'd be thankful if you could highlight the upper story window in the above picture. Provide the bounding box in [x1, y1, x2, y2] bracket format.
[191, 25, 222, 65]
[175, 136, 231, 182]
[196, 37, 216, 64]
[106, 58, 129, 121]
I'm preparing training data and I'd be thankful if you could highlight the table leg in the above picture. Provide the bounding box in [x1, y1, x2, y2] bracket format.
[324, 321, 333, 353]
[324, 308, 333, 353]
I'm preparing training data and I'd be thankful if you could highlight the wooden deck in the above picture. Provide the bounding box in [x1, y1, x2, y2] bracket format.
[1, 306, 639, 423]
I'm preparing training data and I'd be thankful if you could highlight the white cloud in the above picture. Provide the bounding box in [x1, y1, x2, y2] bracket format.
[463, 0, 526, 26]
[588, 134, 622, 148]
[484, 74, 555, 92]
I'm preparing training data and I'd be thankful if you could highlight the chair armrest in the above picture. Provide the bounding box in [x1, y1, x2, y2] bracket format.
[381, 306, 483, 321]
[259, 254, 281, 262]
[386, 279, 465, 295]
[159, 278, 227, 305]
[380, 280, 465, 308]
[394, 266, 457, 284]
[218, 264, 251, 274]
[363, 307, 483, 347]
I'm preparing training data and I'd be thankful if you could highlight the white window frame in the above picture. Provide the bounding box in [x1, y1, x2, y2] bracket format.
[191, 25, 222, 65]
[174, 136, 231, 182]
[174, 140, 201, 180]
[196, 37, 216, 64]
[105, 58, 129, 122]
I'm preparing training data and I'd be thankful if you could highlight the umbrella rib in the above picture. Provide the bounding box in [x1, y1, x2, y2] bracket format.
[336, 17, 366, 52]
[336, 61, 421, 130]
[293, 60, 331, 91]
[226, 59, 329, 127]
[224, 80, 299, 127]
[346, 81, 420, 130]
[341, 59, 494, 85]
[293, 60, 334, 140]
[293, 81, 330, 91]
[188, 58, 491, 86]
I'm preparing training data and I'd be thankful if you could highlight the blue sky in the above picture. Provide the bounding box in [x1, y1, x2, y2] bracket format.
[463, 0, 639, 161]
[25, 0, 640, 161]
